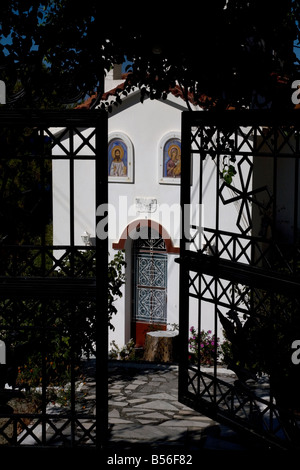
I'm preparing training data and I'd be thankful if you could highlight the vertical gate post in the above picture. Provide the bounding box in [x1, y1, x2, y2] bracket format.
[178, 112, 192, 401]
[95, 113, 109, 449]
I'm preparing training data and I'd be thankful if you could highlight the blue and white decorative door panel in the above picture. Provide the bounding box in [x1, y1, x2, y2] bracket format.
[134, 252, 167, 324]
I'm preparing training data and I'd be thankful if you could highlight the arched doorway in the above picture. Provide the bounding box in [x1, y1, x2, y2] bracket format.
[112, 220, 180, 348]
[132, 232, 167, 347]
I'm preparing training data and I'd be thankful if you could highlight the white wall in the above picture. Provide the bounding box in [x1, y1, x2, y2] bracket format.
[107, 93, 186, 347]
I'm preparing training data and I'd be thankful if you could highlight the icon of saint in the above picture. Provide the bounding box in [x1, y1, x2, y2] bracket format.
[110, 144, 127, 176]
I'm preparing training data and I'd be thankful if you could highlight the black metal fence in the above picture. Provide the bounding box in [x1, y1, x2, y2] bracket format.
[0, 110, 108, 447]
[178, 110, 300, 450]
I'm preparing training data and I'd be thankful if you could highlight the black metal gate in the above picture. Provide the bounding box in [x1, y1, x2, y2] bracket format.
[0, 109, 108, 448]
[178, 110, 300, 450]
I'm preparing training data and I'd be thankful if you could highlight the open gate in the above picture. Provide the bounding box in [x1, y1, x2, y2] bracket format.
[178, 110, 300, 450]
[0, 109, 108, 448]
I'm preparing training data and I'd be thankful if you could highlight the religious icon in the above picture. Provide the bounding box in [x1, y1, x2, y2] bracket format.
[108, 139, 128, 177]
[163, 139, 181, 178]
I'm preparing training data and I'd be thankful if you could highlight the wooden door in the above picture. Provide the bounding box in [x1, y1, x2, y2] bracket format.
[132, 237, 167, 347]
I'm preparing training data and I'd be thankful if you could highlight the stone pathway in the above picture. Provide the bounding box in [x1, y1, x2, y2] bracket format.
[107, 360, 248, 451]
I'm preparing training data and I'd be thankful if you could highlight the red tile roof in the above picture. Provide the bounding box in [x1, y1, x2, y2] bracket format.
[75, 75, 207, 110]
[75, 71, 294, 111]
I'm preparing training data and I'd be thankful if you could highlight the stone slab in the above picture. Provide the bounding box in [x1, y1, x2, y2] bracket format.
[133, 400, 178, 411]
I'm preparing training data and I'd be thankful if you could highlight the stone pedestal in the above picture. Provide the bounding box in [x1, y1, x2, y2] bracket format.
[143, 330, 179, 363]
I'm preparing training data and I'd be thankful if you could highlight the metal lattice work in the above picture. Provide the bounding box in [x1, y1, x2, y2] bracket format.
[0, 110, 108, 447]
[178, 110, 300, 450]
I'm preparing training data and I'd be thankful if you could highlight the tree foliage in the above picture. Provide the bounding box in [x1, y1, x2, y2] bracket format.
[0, 249, 125, 386]
[0, 1, 300, 109]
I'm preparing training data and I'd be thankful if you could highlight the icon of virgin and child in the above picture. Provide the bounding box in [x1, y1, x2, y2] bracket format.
[164, 140, 181, 178]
